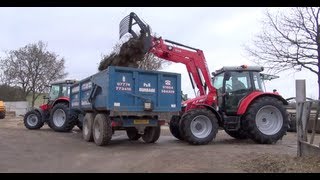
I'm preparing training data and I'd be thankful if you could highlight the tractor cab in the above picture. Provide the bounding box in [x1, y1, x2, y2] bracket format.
[212, 65, 277, 116]
[44, 80, 77, 105]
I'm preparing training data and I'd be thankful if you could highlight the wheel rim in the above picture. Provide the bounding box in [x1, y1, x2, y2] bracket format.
[53, 109, 66, 127]
[83, 119, 89, 136]
[255, 105, 283, 135]
[27, 114, 38, 126]
[94, 121, 101, 139]
[190, 115, 212, 138]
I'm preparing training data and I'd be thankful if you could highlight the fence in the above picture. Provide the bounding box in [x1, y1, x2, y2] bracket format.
[296, 80, 320, 157]
[4, 101, 30, 117]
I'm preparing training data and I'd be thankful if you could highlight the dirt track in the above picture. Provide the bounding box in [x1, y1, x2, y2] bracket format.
[0, 117, 317, 173]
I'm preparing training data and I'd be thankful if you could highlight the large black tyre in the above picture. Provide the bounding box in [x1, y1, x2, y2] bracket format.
[169, 115, 184, 140]
[83, 113, 95, 142]
[180, 109, 219, 145]
[92, 113, 112, 146]
[76, 112, 84, 130]
[126, 127, 141, 140]
[0, 112, 5, 119]
[49, 103, 76, 132]
[142, 126, 161, 143]
[77, 122, 83, 130]
[23, 110, 44, 130]
[242, 96, 288, 144]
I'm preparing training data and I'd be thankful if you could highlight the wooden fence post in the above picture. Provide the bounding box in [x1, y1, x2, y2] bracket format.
[296, 79, 306, 157]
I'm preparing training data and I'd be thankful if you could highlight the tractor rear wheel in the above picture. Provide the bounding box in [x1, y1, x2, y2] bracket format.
[180, 109, 219, 145]
[242, 96, 288, 144]
[24, 110, 44, 130]
[169, 115, 184, 140]
[49, 103, 76, 132]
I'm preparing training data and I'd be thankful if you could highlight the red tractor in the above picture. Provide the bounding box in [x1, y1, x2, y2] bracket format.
[120, 12, 288, 145]
[23, 80, 82, 132]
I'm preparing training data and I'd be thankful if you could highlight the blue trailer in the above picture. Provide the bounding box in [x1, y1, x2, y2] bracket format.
[70, 66, 181, 146]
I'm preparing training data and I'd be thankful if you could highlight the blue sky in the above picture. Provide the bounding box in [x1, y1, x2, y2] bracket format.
[0, 7, 317, 99]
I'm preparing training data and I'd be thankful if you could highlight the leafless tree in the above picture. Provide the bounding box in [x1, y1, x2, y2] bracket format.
[0, 41, 67, 107]
[245, 7, 320, 99]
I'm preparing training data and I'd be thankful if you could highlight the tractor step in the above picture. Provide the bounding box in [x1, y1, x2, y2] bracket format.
[223, 116, 240, 131]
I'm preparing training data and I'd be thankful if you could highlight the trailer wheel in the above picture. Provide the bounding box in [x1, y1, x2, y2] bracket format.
[169, 115, 184, 140]
[49, 103, 75, 132]
[142, 126, 161, 143]
[24, 110, 44, 130]
[83, 113, 94, 142]
[126, 127, 141, 140]
[77, 122, 83, 130]
[180, 109, 219, 145]
[92, 113, 112, 146]
[242, 96, 288, 144]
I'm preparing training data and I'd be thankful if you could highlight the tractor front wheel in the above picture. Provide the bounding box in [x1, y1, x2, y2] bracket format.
[126, 127, 141, 141]
[180, 109, 219, 145]
[24, 110, 44, 130]
[169, 115, 184, 140]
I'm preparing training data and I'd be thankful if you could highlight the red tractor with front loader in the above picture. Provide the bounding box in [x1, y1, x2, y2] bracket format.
[120, 12, 288, 145]
[23, 80, 83, 132]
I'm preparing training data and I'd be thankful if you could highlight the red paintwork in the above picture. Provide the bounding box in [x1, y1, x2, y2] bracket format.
[53, 97, 69, 106]
[39, 97, 70, 111]
[40, 104, 51, 111]
[237, 91, 284, 115]
[149, 37, 217, 111]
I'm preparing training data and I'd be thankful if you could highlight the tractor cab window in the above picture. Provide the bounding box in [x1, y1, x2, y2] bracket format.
[213, 73, 224, 91]
[224, 71, 251, 115]
[253, 72, 265, 92]
[49, 85, 60, 100]
[225, 72, 251, 93]
[61, 85, 69, 97]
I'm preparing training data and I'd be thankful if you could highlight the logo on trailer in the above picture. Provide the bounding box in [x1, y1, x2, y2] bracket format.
[122, 76, 126, 82]
[139, 82, 155, 93]
[143, 83, 151, 87]
[162, 79, 175, 94]
[165, 80, 171, 86]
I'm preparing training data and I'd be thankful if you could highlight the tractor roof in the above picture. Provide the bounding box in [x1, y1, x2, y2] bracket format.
[212, 65, 264, 76]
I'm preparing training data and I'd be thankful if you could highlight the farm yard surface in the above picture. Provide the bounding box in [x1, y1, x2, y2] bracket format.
[0, 116, 319, 173]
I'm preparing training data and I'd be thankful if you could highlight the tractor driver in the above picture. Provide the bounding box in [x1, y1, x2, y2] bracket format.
[231, 76, 246, 92]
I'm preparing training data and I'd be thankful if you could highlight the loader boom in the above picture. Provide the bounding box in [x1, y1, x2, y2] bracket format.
[119, 12, 216, 103]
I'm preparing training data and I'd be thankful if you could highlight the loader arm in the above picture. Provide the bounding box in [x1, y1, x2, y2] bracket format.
[119, 12, 216, 99]
[149, 37, 216, 97]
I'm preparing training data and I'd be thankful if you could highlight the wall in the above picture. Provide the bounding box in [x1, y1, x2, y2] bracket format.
[4, 101, 30, 117]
